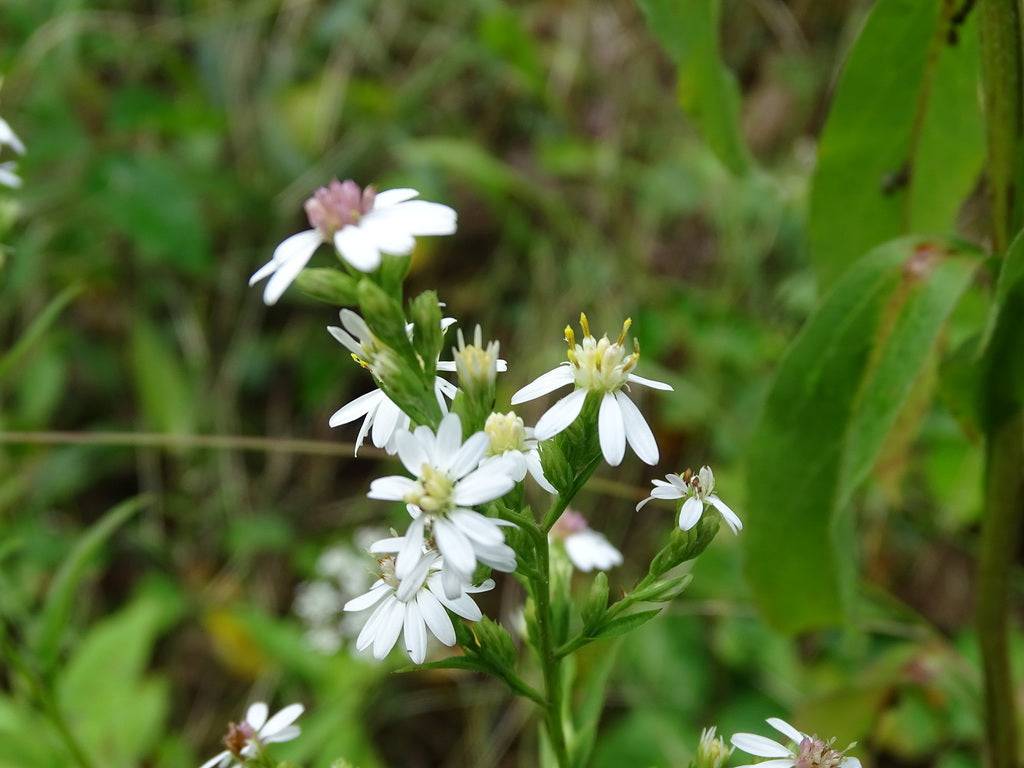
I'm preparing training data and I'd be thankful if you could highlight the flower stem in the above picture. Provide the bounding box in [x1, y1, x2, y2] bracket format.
[532, 534, 570, 768]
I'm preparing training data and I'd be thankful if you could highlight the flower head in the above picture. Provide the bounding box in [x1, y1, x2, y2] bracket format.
[730, 718, 860, 768]
[343, 541, 494, 663]
[695, 726, 732, 768]
[367, 414, 518, 593]
[249, 181, 457, 304]
[511, 314, 672, 466]
[550, 510, 622, 572]
[327, 309, 458, 455]
[482, 411, 556, 494]
[200, 702, 304, 768]
[637, 465, 741, 534]
[450, 325, 503, 393]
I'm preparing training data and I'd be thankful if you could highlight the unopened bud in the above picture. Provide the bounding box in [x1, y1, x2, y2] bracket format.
[695, 727, 731, 768]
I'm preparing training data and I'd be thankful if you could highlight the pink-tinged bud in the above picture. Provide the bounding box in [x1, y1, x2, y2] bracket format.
[223, 721, 257, 756]
[304, 179, 377, 238]
[550, 509, 589, 539]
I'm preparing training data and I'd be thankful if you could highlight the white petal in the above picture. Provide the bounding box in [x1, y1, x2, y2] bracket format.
[371, 397, 404, 450]
[246, 703, 268, 730]
[434, 519, 477, 576]
[730, 734, 793, 759]
[264, 725, 300, 744]
[429, 579, 482, 621]
[598, 392, 626, 466]
[261, 704, 304, 738]
[615, 392, 659, 465]
[403, 602, 428, 663]
[525, 450, 557, 494]
[450, 509, 504, 545]
[372, 598, 405, 659]
[635, 495, 655, 511]
[766, 718, 805, 745]
[370, 200, 457, 235]
[396, 550, 436, 602]
[464, 578, 496, 594]
[395, 516, 426, 579]
[368, 475, 417, 501]
[353, 405, 375, 456]
[678, 497, 704, 530]
[343, 583, 391, 612]
[374, 188, 420, 208]
[361, 216, 416, 255]
[627, 373, 673, 391]
[356, 595, 394, 651]
[435, 413, 463, 462]
[842, 759, 862, 768]
[534, 389, 587, 440]
[0, 118, 25, 154]
[710, 495, 743, 533]
[198, 750, 231, 768]
[258, 230, 323, 305]
[733, 762, 795, 768]
[369, 537, 405, 553]
[448, 432, 490, 479]
[329, 389, 383, 427]
[452, 468, 514, 506]
[334, 224, 382, 272]
[416, 589, 456, 646]
[396, 428, 431, 476]
[510, 365, 575, 405]
[0, 164, 21, 189]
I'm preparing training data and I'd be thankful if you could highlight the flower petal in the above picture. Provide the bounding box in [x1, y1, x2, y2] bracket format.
[263, 725, 301, 744]
[525, 450, 557, 494]
[678, 497, 704, 531]
[435, 413, 463, 463]
[373, 188, 420, 208]
[452, 467, 514, 506]
[394, 516, 426, 580]
[416, 589, 456, 646]
[343, 583, 391, 612]
[510, 365, 575, 404]
[329, 389, 383, 427]
[615, 392, 659, 465]
[598, 392, 626, 466]
[396, 428, 430, 476]
[450, 509, 504, 545]
[729, 734, 793, 759]
[370, 397, 404, 450]
[627, 373, 673, 391]
[246, 703, 268, 730]
[434, 519, 477, 576]
[356, 595, 394, 651]
[534, 388, 587, 440]
[368, 476, 417, 501]
[710, 495, 743, 533]
[371, 200, 457, 236]
[372, 597, 405, 659]
[259, 230, 323, 305]
[766, 718, 805, 745]
[198, 750, 231, 768]
[261, 704, 304, 738]
[402, 601, 428, 663]
[334, 224, 382, 272]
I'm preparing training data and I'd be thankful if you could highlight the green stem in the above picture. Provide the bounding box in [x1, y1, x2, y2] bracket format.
[978, 415, 1024, 768]
[532, 534, 570, 768]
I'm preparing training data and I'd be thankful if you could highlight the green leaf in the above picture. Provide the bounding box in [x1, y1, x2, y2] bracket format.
[744, 238, 981, 631]
[581, 572, 609, 629]
[130, 321, 195, 434]
[34, 495, 152, 669]
[637, 0, 751, 175]
[808, 0, 984, 285]
[0, 286, 80, 385]
[401, 656, 492, 674]
[592, 609, 662, 640]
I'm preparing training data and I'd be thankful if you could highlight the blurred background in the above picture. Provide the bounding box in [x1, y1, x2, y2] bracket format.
[0, 1, 989, 766]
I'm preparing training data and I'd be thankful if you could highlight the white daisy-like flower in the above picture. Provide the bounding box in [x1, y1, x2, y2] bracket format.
[199, 702, 304, 768]
[636, 465, 741, 533]
[327, 309, 458, 454]
[343, 545, 494, 663]
[367, 413, 518, 593]
[0, 116, 25, 189]
[250, 180, 456, 305]
[730, 718, 861, 768]
[481, 411, 556, 494]
[511, 314, 672, 467]
[549, 510, 623, 572]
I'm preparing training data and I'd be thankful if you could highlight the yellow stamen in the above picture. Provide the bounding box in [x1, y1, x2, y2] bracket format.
[579, 312, 591, 338]
[618, 317, 632, 345]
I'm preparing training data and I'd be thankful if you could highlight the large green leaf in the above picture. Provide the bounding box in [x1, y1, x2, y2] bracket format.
[744, 238, 981, 632]
[636, 0, 751, 175]
[808, 0, 984, 285]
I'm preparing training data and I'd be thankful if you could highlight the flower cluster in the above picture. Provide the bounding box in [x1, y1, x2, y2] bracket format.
[730, 718, 861, 768]
[201, 702, 303, 768]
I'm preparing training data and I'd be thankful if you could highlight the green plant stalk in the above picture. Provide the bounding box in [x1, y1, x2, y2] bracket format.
[977, 2, 1024, 766]
[978, 415, 1024, 768]
[532, 531, 570, 768]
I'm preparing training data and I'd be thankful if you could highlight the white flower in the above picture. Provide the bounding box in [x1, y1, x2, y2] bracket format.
[250, 180, 456, 304]
[511, 314, 671, 467]
[343, 545, 494, 663]
[550, 510, 622, 572]
[636, 465, 741, 534]
[730, 718, 860, 768]
[0, 117, 25, 189]
[440, 325, 508, 390]
[482, 411, 556, 494]
[327, 309, 458, 454]
[199, 702, 304, 768]
[368, 413, 518, 593]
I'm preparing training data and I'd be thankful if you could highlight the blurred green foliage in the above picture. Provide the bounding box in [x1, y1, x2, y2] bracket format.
[0, 0, 1006, 766]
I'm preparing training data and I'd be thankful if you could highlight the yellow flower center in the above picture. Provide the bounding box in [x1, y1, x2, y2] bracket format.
[565, 314, 638, 393]
[485, 411, 528, 454]
[403, 464, 454, 512]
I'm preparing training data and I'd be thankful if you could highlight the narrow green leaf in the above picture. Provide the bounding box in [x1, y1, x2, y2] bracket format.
[0, 286, 80, 384]
[130, 321, 195, 434]
[744, 238, 981, 632]
[592, 609, 662, 640]
[808, 0, 984, 285]
[400, 656, 492, 674]
[637, 0, 751, 175]
[34, 495, 151, 668]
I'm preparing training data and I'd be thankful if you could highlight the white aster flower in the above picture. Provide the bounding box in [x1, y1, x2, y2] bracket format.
[368, 413, 518, 593]
[250, 180, 456, 304]
[730, 718, 861, 768]
[438, 324, 508, 387]
[636, 465, 741, 534]
[0, 116, 25, 189]
[511, 314, 671, 467]
[199, 702, 304, 768]
[482, 411, 556, 494]
[327, 309, 458, 454]
[343, 545, 494, 663]
[550, 510, 623, 572]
